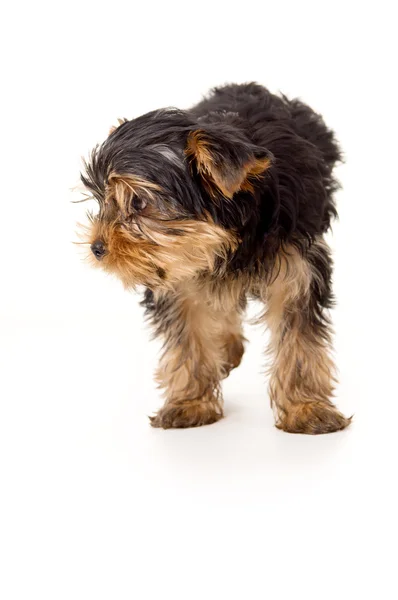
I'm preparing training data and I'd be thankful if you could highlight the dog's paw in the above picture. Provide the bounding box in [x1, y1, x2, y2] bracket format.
[150, 400, 223, 429]
[277, 401, 352, 435]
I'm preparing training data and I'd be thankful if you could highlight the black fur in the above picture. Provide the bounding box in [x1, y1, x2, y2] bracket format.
[82, 82, 341, 280]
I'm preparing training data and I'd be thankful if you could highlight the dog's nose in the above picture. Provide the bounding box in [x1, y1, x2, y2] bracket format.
[91, 240, 106, 260]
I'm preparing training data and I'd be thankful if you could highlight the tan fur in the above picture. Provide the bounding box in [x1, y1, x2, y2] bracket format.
[262, 242, 350, 434]
[150, 281, 245, 428]
[107, 173, 161, 215]
[185, 130, 271, 198]
[277, 401, 351, 435]
[85, 202, 238, 290]
[239, 156, 273, 195]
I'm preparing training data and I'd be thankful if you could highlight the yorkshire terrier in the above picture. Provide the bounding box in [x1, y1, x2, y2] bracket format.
[80, 82, 351, 434]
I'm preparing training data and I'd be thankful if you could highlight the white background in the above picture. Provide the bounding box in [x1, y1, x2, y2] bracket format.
[1, 1, 397, 598]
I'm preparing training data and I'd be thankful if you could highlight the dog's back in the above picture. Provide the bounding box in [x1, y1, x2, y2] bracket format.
[190, 82, 341, 172]
[190, 83, 341, 269]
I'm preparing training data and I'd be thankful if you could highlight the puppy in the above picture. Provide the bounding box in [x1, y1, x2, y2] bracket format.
[80, 82, 351, 434]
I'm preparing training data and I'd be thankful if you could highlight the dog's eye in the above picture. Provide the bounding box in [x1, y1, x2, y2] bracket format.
[131, 196, 147, 212]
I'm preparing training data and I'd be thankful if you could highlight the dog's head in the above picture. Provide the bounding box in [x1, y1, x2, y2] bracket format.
[80, 109, 272, 288]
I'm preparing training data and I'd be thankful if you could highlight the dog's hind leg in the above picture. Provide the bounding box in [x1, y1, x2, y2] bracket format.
[262, 239, 351, 434]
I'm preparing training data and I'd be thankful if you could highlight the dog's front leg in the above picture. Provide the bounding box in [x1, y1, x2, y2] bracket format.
[146, 284, 242, 429]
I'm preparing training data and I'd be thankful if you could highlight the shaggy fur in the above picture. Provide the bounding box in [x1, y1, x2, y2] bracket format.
[80, 82, 351, 434]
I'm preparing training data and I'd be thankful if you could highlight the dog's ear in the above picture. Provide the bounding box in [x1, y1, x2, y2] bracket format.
[185, 125, 272, 199]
